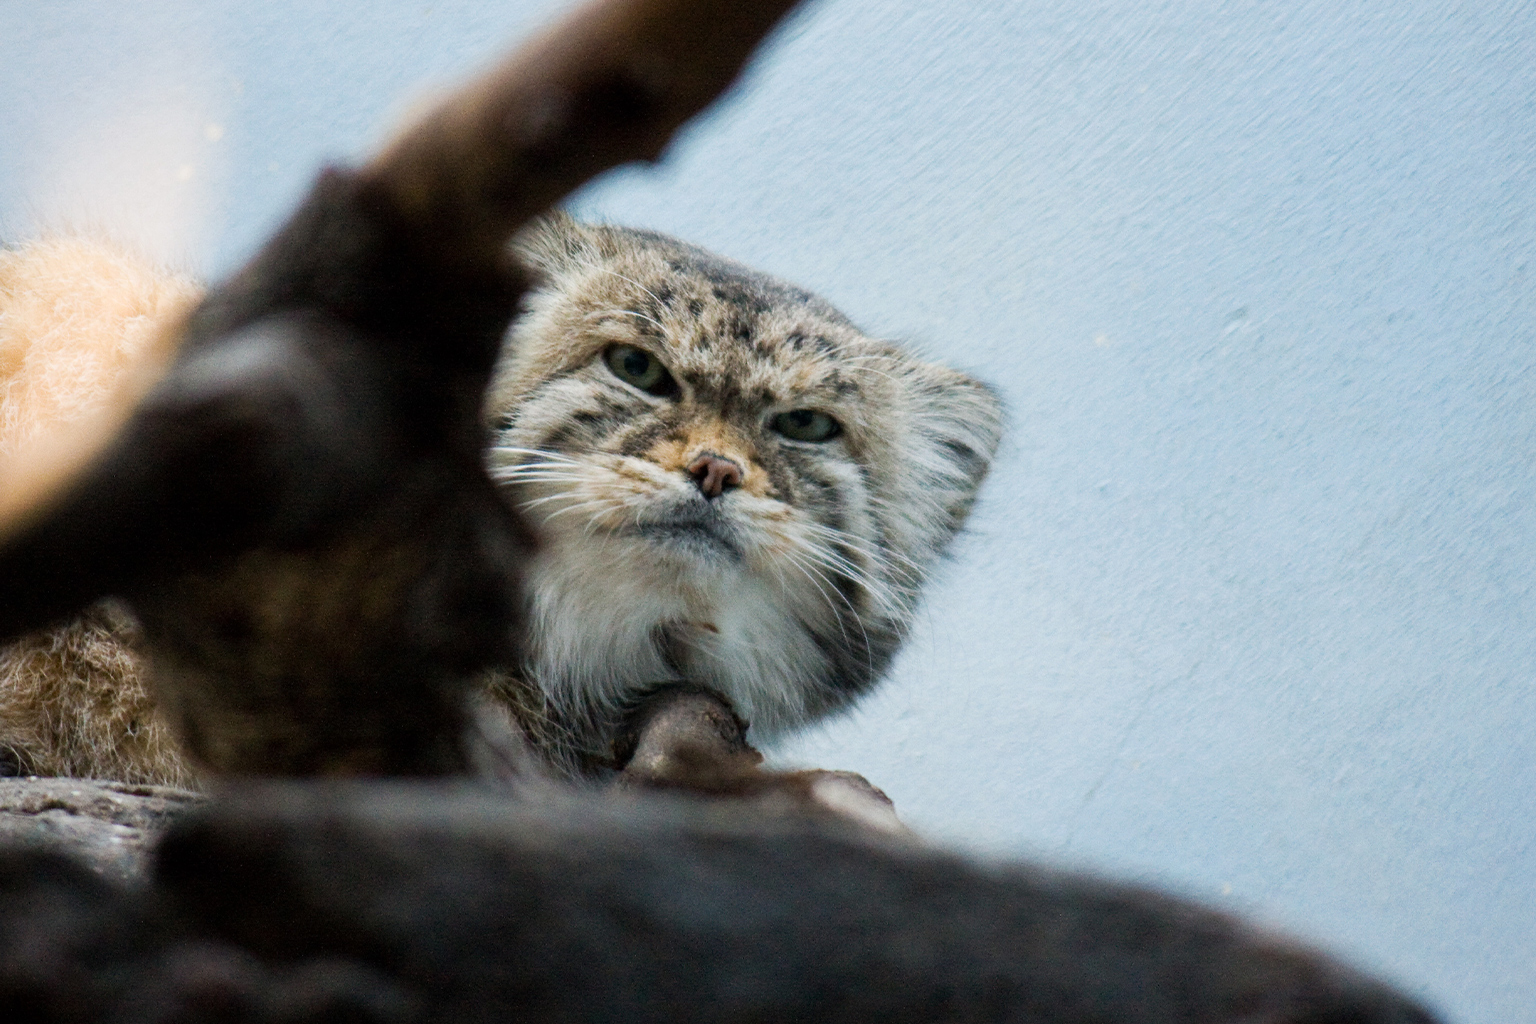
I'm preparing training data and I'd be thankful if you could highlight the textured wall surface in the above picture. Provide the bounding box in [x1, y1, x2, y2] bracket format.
[2, 2, 1532, 1021]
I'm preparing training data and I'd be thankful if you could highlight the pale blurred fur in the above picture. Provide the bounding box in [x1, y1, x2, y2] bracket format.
[0, 226, 999, 783]
[0, 238, 201, 785]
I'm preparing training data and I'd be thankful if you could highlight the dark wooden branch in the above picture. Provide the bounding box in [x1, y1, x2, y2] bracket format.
[367, 0, 804, 269]
[0, 0, 804, 776]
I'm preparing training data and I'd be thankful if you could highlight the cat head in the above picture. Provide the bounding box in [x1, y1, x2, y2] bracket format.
[485, 214, 1002, 762]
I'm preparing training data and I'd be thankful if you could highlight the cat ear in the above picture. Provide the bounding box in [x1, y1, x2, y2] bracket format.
[893, 361, 1004, 557]
[511, 212, 600, 284]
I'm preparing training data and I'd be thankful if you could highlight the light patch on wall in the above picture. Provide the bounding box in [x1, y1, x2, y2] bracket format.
[22, 72, 226, 267]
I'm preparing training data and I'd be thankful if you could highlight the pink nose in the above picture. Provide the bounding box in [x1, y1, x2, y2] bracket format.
[687, 453, 744, 498]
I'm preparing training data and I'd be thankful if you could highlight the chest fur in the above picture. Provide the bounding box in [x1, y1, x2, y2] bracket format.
[519, 532, 833, 741]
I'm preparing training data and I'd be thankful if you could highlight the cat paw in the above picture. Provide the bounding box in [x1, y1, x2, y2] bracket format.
[613, 686, 909, 835]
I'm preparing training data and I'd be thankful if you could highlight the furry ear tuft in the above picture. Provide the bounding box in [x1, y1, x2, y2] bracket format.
[510, 212, 599, 285]
[897, 360, 1004, 547]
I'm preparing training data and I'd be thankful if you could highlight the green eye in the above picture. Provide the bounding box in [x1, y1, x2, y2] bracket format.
[603, 344, 678, 397]
[771, 409, 841, 442]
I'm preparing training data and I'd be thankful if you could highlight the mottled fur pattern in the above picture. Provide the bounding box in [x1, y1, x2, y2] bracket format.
[0, 600, 193, 786]
[488, 215, 1001, 770]
[0, 222, 999, 782]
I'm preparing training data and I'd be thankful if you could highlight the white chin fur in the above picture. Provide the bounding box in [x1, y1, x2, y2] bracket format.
[522, 524, 830, 739]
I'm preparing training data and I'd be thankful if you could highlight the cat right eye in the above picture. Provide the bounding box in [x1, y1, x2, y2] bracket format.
[771, 409, 841, 442]
[603, 344, 679, 397]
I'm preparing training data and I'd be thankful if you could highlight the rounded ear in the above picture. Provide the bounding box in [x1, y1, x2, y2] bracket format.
[892, 360, 1004, 557]
[509, 211, 598, 284]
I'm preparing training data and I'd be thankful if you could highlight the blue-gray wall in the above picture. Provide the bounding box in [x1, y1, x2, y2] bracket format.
[2, 3, 1531, 1020]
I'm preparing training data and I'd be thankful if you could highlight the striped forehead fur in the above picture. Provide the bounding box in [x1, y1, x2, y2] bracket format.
[486, 214, 1002, 771]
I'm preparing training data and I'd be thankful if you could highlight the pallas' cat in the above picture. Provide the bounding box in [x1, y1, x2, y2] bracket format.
[0, 217, 1001, 782]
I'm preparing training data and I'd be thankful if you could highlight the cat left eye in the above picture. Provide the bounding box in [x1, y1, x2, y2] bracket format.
[603, 344, 678, 397]
[771, 409, 841, 442]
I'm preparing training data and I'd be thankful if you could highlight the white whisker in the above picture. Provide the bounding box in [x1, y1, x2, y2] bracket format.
[516, 492, 587, 511]
[778, 549, 855, 646]
[585, 306, 667, 333]
[494, 470, 587, 485]
[780, 548, 877, 681]
[797, 518, 924, 579]
[542, 497, 620, 523]
[581, 262, 670, 311]
[489, 446, 582, 463]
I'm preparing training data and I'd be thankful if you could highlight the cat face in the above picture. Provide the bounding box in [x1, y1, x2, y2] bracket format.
[485, 215, 1001, 764]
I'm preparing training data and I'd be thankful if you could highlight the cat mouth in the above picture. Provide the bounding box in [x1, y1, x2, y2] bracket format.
[628, 503, 744, 561]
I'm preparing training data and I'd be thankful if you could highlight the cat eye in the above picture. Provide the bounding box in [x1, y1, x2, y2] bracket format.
[603, 344, 678, 397]
[771, 409, 841, 443]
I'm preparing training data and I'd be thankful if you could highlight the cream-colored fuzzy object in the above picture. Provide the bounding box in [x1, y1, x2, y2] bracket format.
[0, 237, 200, 786]
[0, 237, 200, 457]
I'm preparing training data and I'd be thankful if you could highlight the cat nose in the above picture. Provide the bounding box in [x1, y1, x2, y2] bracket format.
[687, 453, 744, 499]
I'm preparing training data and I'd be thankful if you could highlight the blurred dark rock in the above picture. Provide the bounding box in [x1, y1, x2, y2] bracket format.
[0, 781, 1440, 1024]
[0, 778, 198, 881]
